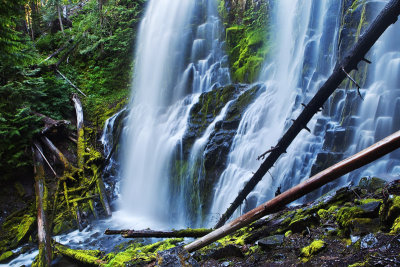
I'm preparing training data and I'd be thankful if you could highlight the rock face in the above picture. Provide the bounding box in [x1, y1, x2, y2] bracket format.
[172, 83, 264, 224]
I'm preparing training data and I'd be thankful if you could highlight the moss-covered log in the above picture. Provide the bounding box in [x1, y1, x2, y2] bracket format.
[55, 242, 106, 266]
[215, 0, 400, 228]
[104, 228, 212, 238]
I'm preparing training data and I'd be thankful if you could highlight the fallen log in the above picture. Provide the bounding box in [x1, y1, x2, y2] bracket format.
[93, 164, 112, 217]
[105, 228, 212, 238]
[185, 130, 400, 252]
[54, 242, 106, 265]
[215, 0, 400, 228]
[32, 143, 52, 266]
[40, 39, 73, 64]
[41, 136, 74, 172]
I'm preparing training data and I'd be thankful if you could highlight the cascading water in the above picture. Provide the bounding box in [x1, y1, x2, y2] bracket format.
[345, 1, 400, 182]
[210, 0, 343, 217]
[121, 0, 229, 227]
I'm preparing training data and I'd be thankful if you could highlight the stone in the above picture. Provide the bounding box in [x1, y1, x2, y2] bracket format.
[257, 235, 284, 249]
[156, 246, 199, 267]
[360, 233, 378, 249]
[358, 201, 381, 216]
[208, 244, 244, 260]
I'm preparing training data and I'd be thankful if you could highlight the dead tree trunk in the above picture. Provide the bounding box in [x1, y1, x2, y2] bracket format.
[93, 164, 111, 217]
[104, 228, 212, 238]
[215, 0, 400, 228]
[31, 110, 70, 135]
[33, 143, 52, 266]
[72, 94, 85, 169]
[57, 4, 65, 35]
[41, 136, 73, 171]
[186, 130, 400, 252]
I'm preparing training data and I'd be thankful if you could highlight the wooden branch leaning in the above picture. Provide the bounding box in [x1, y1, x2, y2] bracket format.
[32, 143, 52, 265]
[214, 0, 400, 228]
[185, 129, 400, 252]
[104, 228, 213, 238]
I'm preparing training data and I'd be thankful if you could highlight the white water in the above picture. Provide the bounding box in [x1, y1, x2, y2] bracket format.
[121, 0, 229, 227]
[211, 0, 342, 217]
[346, 1, 400, 182]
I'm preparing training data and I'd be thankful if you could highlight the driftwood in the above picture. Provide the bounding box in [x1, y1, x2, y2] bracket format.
[185, 130, 400, 252]
[104, 228, 212, 238]
[33, 143, 52, 266]
[215, 0, 400, 228]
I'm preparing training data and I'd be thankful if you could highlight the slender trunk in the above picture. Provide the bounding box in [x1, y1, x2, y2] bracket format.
[72, 94, 84, 170]
[186, 130, 400, 252]
[57, 3, 65, 35]
[33, 143, 52, 266]
[215, 0, 400, 228]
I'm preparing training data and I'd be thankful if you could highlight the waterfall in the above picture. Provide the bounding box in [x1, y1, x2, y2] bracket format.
[121, 0, 229, 227]
[210, 0, 342, 217]
[345, 2, 400, 182]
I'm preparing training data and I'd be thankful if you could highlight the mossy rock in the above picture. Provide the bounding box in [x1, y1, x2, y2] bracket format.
[358, 177, 386, 193]
[0, 251, 14, 263]
[380, 195, 400, 228]
[300, 239, 325, 259]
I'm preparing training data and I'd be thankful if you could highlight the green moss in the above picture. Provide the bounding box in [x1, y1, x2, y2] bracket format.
[284, 230, 292, 238]
[12, 215, 35, 247]
[105, 238, 182, 266]
[14, 182, 25, 197]
[300, 240, 326, 260]
[317, 209, 329, 221]
[0, 251, 13, 263]
[390, 216, 400, 234]
[220, 2, 271, 83]
[355, 198, 382, 205]
[336, 206, 364, 228]
[55, 243, 105, 265]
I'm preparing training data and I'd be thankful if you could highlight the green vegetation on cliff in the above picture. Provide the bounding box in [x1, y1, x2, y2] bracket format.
[218, 0, 271, 83]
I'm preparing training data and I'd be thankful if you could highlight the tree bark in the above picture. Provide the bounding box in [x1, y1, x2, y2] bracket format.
[105, 228, 212, 238]
[33, 143, 52, 266]
[41, 136, 73, 172]
[214, 0, 400, 228]
[72, 94, 85, 170]
[185, 130, 400, 252]
[57, 3, 65, 35]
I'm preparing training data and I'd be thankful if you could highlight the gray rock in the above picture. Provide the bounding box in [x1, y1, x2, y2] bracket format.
[257, 235, 284, 249]
[156, 246, 199, 267]
[208, 244, 243, 260]
[358, 201, 381, 216]
[360, 233, 378, 249]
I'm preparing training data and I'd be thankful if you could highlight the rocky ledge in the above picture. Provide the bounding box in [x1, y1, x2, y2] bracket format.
[6, 176, 398, 266]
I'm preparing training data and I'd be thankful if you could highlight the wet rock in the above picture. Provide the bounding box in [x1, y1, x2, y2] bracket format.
[360, 233, 378, 249]
[351, 218, 380, 236]
[358, 177, 386, 193]
[257, 235, 284, 250]
[156, 246, 199, 267]
[208, 244, 243, 260]
[289, 214, 319, 233]
[358, 201, 381, 216]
